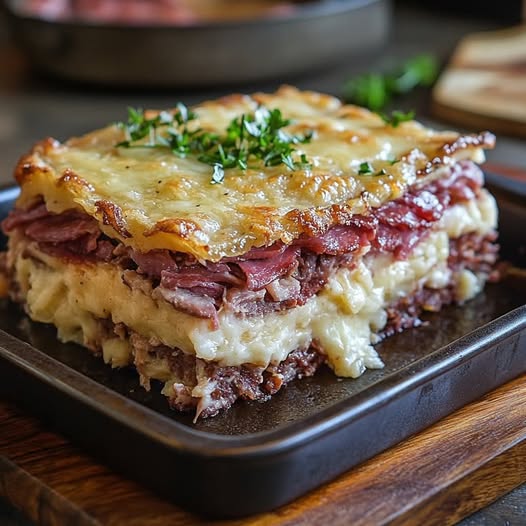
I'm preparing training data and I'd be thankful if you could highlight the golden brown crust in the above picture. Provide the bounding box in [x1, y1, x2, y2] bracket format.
[58, 169, 95, 191]
[11, 86, 495, 261]
[442, 131, 495, 155]
[95, 200, 131, 238]
[145, 218, 202, 240]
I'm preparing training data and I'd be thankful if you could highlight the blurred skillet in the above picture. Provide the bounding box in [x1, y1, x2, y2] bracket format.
[3, 0, 390, 87]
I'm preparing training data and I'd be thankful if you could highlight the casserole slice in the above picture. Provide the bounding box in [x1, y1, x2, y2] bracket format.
[1, 86, 498, 419]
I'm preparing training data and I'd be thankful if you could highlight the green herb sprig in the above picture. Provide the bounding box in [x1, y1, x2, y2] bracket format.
[357, 162, 389, 177]
[380, 109, 415, 128]
[343, 54, 438, 112]
[358, 162, 373, 175]
[116, 105, 312, 184]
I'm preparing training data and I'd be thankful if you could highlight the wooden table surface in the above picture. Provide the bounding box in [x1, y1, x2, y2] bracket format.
[1, 4, 526, 525]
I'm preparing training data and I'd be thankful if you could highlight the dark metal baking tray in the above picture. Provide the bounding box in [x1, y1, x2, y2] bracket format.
[3, 0, 390, 87]
[0, 178, 525, 518]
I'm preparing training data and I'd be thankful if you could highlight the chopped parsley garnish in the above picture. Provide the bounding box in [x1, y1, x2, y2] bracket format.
[358, 161, 373, 175]
[358, 163, 390, 176]
[344, 73, 391, 114]
[116, 105, 312, 184]
[343, 54, 439, 111]
[380, 109, 415, 128]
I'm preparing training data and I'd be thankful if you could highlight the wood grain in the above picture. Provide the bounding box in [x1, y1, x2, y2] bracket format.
[484, 162, 526, 182]
[0, 375, 525, 526]
[432, 25, 526, 138]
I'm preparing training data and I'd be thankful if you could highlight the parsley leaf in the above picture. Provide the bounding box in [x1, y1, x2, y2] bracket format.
[343, 53, 438, 111]
[380, 109, 415, 127]
[358, 161, 373, 175]
[343, 74, 389, 113]
[358, 163, 390, 176]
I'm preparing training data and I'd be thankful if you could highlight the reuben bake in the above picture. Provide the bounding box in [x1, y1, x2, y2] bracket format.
[0, 87, 498, 420]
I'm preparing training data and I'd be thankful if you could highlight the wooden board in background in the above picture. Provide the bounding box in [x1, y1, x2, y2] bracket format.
[0, 375, 525, 526]
[432, 25, 526, 138]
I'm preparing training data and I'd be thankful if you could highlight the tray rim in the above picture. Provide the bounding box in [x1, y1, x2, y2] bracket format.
[1, 179, 526, 458]
[1, 180, 526, 516]
[1, 304, 525, 459]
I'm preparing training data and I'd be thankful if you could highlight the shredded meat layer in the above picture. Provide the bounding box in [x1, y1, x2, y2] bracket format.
[382, 231, 499, 338]
[76, 230, 498, 419]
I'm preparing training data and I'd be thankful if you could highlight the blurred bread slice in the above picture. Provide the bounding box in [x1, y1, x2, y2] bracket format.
[432, 25, 526, 137]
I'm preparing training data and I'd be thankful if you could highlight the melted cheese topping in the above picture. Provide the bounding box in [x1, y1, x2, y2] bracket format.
[10, 191, 497, 377]
[14, 86, 494, 261]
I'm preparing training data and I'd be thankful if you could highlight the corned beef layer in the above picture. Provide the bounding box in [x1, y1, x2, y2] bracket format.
[1, 161, 487, 324]
[85, 230, 498, 419]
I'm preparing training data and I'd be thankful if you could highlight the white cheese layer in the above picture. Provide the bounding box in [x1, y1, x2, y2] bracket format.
[11, 190, 496, 377]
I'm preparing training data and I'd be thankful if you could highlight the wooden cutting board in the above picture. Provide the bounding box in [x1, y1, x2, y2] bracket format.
[432, 25, 526, 137]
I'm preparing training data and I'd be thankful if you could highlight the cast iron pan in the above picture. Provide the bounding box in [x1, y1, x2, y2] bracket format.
[0, 176, 525, 517]
[4, 0, 390, 87]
